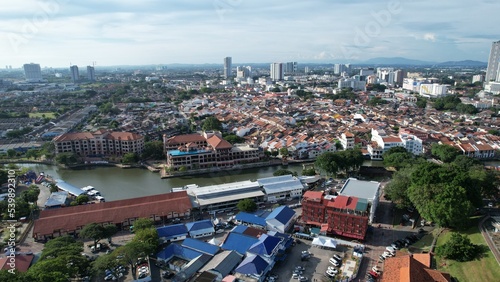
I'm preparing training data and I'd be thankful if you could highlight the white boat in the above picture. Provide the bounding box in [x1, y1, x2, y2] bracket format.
[82, 186, 95, 192]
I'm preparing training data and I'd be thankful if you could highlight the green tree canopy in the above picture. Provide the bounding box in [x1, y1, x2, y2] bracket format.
[302, 168, 316, 176]
[75, 194, 90, 205]
[273, 169, 297, 177]
[122, 152, 138, 164]
[55, 152, 78, 165]
[279, 147, 289, 157]
[237, 199, 257, 212]
[141, 141, 164, 160]
[431, 144, 461, 163]
[436, 233, 481, 262]
[223, 134, 245, 144]
[201, 116, 223, 131]
[132, 218, 155, 231]
[79, 223, 118, 248]
[382, 147, 415, 170]
[114, 241, 148, 279]
[133, 227, 159, 255]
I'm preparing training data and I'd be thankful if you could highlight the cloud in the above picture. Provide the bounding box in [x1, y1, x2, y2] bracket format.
[423, 33, 437, 42]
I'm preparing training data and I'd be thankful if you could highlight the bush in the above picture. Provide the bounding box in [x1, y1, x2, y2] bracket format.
[436, 233, 481, 262]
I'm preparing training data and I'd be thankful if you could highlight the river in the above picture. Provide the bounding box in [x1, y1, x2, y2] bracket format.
[19, 163, 307, 201]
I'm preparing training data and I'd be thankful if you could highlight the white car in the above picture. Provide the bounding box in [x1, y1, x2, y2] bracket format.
[326, 269, 337, 277]
[329, 258, 340, 266]
[372, 266, 381, 273]
[332, 254, 342, 261]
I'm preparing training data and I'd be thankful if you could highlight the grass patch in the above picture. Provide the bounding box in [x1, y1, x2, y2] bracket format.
[29, 112, 56, 119]
[435, 221, 500, 282]
[409, 233, 435, 253]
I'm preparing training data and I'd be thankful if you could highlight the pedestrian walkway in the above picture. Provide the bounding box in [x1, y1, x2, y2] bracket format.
[479, 216, 500, 266]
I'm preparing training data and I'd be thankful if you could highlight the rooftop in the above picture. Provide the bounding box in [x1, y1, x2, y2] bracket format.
[339, 178, 380, 201]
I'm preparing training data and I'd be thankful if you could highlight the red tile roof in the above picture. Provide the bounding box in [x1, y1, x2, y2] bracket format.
[166, 134, 206, 145]
[206, 135, 233, 149]
[53, 131, 143, 142]
[0, 254, 34, 272]
[303, 191, 324, 202]
[381, 253, 450, 282]
[331, 195, 358, 209]
[33, 191, 192, 237]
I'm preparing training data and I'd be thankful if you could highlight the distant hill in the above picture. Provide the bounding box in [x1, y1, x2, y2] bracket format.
[435, 60, 487, 67]
[360, 57, 435, 66]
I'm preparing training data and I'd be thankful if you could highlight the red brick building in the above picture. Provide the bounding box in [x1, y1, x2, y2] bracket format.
[301, 191, 369, 240]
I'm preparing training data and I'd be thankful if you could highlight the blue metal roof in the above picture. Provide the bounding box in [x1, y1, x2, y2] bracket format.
[157, 224, 188, 239]
[182, 238, 219, 256]
[235, 212, 267, 227]
[247, 234, 281, 256]
[221, 232, 259, 256]
[185, 219, 214, 232]
[156, 244, 203, 261]
[54, 180, 85, 196]
[235, 254, 269, 276]
[44, 191, 68, 207]
[266, 206, 295, 225]
[231, 225, 248, 234]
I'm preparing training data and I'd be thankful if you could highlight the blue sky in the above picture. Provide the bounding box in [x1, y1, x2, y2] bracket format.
[1, 0, 498, 67]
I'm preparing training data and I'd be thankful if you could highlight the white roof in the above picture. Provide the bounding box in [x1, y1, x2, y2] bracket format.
[258, 175, 304, 194]
[187, 180, 264, 207]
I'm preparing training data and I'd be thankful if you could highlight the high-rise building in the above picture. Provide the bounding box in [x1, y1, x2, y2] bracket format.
[87, 66, 95, 81]
[70, 65, 79, 83]
[486, 41, 500, 82]
[270, 63, 284, 81]
[334, 64, 351, 75]
[472, 74, 484, 83]
[223, 57, 232, 78]
[23, 63, 42, 82]
[236, 66, 251, 78]
[284, 62, 297, 74]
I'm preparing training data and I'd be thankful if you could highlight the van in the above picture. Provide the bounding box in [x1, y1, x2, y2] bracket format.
[386, 246, 396, 254]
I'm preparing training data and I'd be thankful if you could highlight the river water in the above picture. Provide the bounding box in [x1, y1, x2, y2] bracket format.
[19, 163, 306, 201]
[19, 160, 386, 201]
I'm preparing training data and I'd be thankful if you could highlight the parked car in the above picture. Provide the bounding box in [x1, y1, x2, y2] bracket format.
[329, 258, 340, 266]
[332, 254, 342, 261]
[326, 269, 337, 277]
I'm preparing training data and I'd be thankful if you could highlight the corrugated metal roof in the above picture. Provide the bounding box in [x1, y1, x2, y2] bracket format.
[339, 178, 380, 201]
[55, 180, 85, 196]
[235, 212, 267, 226]
[182, 238, 219, 256]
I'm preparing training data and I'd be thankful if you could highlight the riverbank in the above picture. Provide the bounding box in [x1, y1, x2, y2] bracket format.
[159, 159, 315, 178]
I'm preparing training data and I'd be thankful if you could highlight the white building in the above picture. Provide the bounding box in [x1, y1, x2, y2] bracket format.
[236, 66, 251, 78]
[334, 64, 351, 75]
[485, 81, 500, 94]
[23, 63, 42, 82]
[340, 132, 355, 150]
[257, 175, 304, 202]
[399, 134, 423, 155]
[472, 74, 485, 83]
[338, 77, 366, 91]
[419, 83, 448, 97]
[224, 57, 232, 78]
[486, 40, 500, 82]
[270, 63, 284, 81]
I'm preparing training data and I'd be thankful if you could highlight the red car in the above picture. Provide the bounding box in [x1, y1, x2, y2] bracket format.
[369, 270, 379, 278]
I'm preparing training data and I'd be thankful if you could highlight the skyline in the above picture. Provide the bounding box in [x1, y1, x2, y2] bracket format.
[1, 0, 499, 68]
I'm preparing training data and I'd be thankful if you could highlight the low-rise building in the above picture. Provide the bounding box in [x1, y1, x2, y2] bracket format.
[53, 130, 144, 157]
[164, 131, 262, 170]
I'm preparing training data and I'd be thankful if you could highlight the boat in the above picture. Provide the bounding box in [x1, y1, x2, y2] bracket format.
[82, 186, 96, 192]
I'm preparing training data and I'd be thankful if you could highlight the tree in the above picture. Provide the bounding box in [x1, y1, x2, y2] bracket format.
[384, 166, 415, 209]
[273, 169, 297, 177]
[122, 152, 138, 164]
[55, 152, 78, 165]
[79, 223, 117, 249]
[431, 144, 460, 163]
[21, 185, 40, 203]
[315, 152, 339, 176]
[201, 116, 222, 131]
[237, 199, 257, 212]
[25, 149, 40, 160]
[75, 194, 90, 205]
[0, 170, 7, 184]
[302, 168, 316, 176]
[132, 218, 154, 231]
[133, 227, 159, 255]
[382, 151, 414, 170]
[279, 147, 289, 157]
[28, 235, 89, 280]
[114, 241, 148, 279]
[224, 134, 245, 144]
[49, 183, 59, 193]
[436, 233, 481, 262]
[7, 149, 16, 158]
[141, 141, 164, 160]
[416, 98, 427, 109]
[92, 253, 121, 278]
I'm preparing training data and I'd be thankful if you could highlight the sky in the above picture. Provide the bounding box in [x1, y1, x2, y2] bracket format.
[0, 0, 499, 68]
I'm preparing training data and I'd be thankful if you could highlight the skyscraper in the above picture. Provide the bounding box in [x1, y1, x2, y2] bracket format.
[87, 66, 95, 81]
[270, 63, 284, 81]
[284, 62, 297, 74]
[70, 65, 79, 83]
[486, 41, 500, 82]
[223, 57, 232, 78]
[23, 63, 42, 82]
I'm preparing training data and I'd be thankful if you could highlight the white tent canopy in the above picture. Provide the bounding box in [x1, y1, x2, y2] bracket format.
[312, 236, 337, 249]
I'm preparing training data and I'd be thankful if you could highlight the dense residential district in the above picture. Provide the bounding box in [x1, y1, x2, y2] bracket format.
[2, 47, 500, 281]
